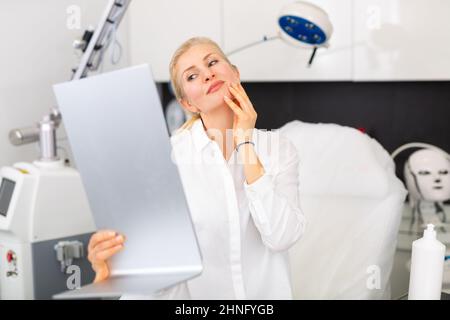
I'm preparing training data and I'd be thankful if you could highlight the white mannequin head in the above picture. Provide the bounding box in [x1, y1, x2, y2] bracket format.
[404, 149, 450, 202]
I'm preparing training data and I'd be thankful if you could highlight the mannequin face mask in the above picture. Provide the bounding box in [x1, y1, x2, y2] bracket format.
[405, 149, 450, 202]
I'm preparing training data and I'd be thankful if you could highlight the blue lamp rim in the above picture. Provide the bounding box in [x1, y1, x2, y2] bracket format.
[278, 15, 328, 46]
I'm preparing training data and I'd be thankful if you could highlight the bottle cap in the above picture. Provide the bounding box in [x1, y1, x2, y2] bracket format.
[423, 224, 437, 239]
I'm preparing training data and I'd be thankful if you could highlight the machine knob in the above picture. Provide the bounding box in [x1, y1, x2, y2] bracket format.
[6, 250, 16, 263]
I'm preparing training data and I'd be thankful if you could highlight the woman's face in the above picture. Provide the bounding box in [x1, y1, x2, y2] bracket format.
[176, 43, 240, 114]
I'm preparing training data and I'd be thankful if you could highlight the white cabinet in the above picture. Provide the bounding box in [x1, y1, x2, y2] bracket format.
[353, 0, 450, 81]
[128, 0, 450, 82]
[128, 0, 222, 82]
[222, 0, 353, 81]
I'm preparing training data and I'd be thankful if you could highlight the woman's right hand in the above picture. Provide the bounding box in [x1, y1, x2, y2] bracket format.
[87, 230, 126, 283]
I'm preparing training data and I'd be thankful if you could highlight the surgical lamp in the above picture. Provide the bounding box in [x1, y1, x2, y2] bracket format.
[227, 1, 333, 67]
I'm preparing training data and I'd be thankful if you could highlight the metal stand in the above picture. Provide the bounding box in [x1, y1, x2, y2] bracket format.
[8, 0, 132, 161]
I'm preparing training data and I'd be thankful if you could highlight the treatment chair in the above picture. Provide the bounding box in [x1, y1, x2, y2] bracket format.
[279, 120, 407, 299]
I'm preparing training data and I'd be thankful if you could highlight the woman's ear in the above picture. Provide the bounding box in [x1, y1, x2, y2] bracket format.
[179, 98, 198, 114]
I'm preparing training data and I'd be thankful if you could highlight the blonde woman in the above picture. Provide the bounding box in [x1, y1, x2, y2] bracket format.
[87, 37, 306, 299]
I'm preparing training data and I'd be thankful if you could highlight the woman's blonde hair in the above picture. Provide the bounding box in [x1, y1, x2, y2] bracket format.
[169, 37, 234, 132]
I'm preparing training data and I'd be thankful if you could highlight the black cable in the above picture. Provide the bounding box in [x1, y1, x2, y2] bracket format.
[308, 47, 317, 67]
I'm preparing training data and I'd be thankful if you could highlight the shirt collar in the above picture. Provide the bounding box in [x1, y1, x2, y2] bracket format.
[191, 117, 213, 152]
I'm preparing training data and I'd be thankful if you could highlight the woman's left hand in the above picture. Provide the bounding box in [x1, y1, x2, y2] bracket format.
[224, 82, 258, 145]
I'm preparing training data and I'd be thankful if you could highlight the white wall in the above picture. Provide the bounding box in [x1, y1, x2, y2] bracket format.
[128, 0, 450, 82]
[353, 0, 450, 80]
[0, 0, 131, 168]
[128, 0, 353, 82]
[128, 0, 222, 82]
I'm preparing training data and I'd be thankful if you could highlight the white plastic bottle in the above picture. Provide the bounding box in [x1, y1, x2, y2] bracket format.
[408, 224, 446, 300]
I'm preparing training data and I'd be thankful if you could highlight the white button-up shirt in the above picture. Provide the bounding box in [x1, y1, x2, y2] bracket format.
[121, 118, 305, 300]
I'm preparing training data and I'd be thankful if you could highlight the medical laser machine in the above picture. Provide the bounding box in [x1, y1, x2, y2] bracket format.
[0, 0, 131, 299]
